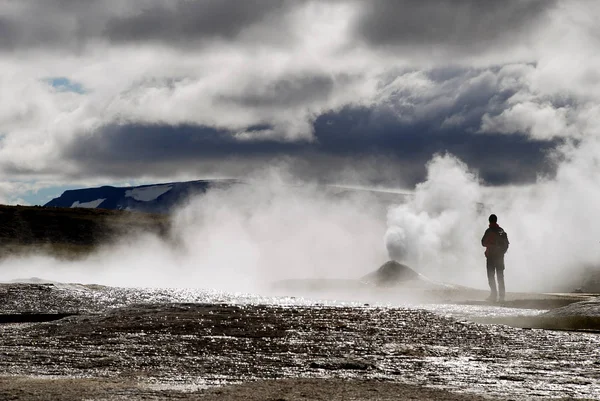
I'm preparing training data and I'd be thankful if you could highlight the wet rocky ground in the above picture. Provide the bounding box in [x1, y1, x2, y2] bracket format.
[0, 283, 599, 400]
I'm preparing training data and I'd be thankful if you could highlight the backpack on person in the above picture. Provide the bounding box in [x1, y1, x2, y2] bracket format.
[494, 228, 509, 254]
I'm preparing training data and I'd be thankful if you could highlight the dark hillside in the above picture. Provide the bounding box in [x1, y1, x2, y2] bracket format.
[0, 205, 169, 259]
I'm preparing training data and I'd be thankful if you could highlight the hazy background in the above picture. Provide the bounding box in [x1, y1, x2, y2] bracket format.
[1, 1, 600, 294]
[2, 154, 599, 295]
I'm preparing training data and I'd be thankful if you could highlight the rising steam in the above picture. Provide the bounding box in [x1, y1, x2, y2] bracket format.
[1, 146, 599, 295]
[0, 168, 389, 292]
[386, 150, 600, 292]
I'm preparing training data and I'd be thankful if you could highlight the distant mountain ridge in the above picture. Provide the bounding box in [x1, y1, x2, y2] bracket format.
[45, 179, 413, 214]
[44, 179, 240, 213]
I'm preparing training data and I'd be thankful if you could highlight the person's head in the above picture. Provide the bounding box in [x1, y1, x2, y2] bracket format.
[488, 214, 497, 224]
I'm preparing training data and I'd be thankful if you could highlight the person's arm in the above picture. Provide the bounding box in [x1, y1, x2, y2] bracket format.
[481, 228, 492, 247]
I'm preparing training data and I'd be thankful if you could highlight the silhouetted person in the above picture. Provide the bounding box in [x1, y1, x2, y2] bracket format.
[481, 214, 509, 302]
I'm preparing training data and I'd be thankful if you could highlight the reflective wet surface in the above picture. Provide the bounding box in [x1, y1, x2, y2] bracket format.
[0, 283, 599, 400]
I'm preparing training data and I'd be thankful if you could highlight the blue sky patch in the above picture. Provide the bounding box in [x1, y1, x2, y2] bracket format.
[45, 77, 86, 94]
[20, 184, 82, 206]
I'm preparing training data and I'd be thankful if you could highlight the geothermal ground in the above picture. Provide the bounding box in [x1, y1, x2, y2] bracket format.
[0, 282, 599, 400]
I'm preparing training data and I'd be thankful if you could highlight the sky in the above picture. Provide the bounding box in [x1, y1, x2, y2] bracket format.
[2, 1, 600, 293]
[1, 0, 596, 205]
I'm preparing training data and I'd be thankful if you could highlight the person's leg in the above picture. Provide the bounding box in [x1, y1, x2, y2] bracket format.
[496, 257, 506, 301]
[486, 258, 497, 301]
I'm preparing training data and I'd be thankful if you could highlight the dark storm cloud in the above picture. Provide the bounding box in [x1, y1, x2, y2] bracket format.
[61, 65, 563, 185]
[0, 14, 68, 50]
[61, 123, 306, 179]
[66, 124, 298, 162]
[105, 0, 292, 44]
[313, 106, 559, 185]
[220, 74, 336, 108]
[0, 0, 109, 50]
[0, 0, 559, 51]
[63, 105, 558, 186]
[353, 0, 555, 51]
[0, 0, 297, 50]
[0, 18, 16, 49]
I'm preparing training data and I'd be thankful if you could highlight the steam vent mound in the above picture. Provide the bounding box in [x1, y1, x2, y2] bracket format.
[361, 260, 421, 287]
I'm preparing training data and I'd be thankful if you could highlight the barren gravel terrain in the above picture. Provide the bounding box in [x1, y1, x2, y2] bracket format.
[1, 283, 599, 400]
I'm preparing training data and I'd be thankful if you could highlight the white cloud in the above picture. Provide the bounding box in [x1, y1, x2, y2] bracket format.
[0, 0, 599, 199]
[480, 101, 573, 139]
[0, 181, 32, 205]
